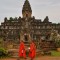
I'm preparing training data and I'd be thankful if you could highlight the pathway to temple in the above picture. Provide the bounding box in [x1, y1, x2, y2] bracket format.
[0, 56, 60, 60]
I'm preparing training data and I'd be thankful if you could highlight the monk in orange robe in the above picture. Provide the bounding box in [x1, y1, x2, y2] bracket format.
[29, 41, 36, 60]
[18, 41, 26, 60]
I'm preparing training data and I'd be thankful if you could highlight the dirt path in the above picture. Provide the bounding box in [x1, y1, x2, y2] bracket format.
[37, 56, 60, 60]
[0, 56, 60, 60]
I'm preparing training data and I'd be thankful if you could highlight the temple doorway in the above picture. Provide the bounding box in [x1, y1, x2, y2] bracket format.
[24, 35, 28, 41]
[24, 34, 28, 43]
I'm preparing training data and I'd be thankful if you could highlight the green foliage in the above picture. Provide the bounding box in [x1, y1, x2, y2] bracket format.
[55, 40, 60, 48]
[50, 30, 60, 48]
[51, 51, 60, 56]
[0, 37, 3, 47]
[0, 37, 3, 41]
[0, 47, 8, 58]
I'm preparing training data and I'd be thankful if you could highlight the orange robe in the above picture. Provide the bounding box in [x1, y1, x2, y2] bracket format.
[18, 42, 26, 58]
[29, 42, 36, 59]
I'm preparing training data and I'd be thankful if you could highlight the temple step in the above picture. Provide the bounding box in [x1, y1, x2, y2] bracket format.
[8, 48, 42, 57]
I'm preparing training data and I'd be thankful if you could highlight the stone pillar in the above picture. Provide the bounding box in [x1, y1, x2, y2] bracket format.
[20, 31, 24, 42]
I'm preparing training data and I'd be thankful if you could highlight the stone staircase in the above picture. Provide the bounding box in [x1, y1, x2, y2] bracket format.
[7, 43, 42, 57]
[7, 43, 30, 57]
[8, 49, 19, 57]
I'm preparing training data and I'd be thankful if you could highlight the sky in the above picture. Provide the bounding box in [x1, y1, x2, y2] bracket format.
[0, 0, 60, 24]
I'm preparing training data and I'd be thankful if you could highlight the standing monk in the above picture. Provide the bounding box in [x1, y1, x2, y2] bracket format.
[18, 40, 26, 60]
[29, 40, 36, 60]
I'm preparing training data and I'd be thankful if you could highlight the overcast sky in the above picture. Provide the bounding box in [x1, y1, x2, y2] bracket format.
[0, 0, 60, 24]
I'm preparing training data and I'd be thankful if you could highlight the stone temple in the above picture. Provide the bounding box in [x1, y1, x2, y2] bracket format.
[0, 0, 60, 44]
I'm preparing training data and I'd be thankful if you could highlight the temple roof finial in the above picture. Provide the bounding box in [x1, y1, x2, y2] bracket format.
[22, 0, 32, 13]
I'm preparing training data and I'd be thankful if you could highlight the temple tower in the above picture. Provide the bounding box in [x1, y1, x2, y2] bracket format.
[22, 0, 32, 18]
[20, 0, 32, 43]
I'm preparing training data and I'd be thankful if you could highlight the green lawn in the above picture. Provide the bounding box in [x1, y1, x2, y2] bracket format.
[51, 51, 60, 56]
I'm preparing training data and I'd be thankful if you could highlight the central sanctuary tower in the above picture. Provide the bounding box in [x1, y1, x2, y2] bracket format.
[20, 0, 33, 43]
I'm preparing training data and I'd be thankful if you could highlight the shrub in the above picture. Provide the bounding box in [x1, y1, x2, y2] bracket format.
[0, 47, 8, 58]
[55, 40, 60, 48]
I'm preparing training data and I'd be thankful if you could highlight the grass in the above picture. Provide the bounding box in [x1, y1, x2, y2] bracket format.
[51, 50, 60, 56]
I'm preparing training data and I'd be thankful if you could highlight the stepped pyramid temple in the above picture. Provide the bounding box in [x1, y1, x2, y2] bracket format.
[0, 0, 60, 50]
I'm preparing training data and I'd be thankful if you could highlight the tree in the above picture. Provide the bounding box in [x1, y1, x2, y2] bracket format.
[50, 30, 57, 41]
[50, 30, 60, 48]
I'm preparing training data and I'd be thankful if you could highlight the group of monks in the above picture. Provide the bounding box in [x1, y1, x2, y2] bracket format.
[18, 40, 36, 60]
